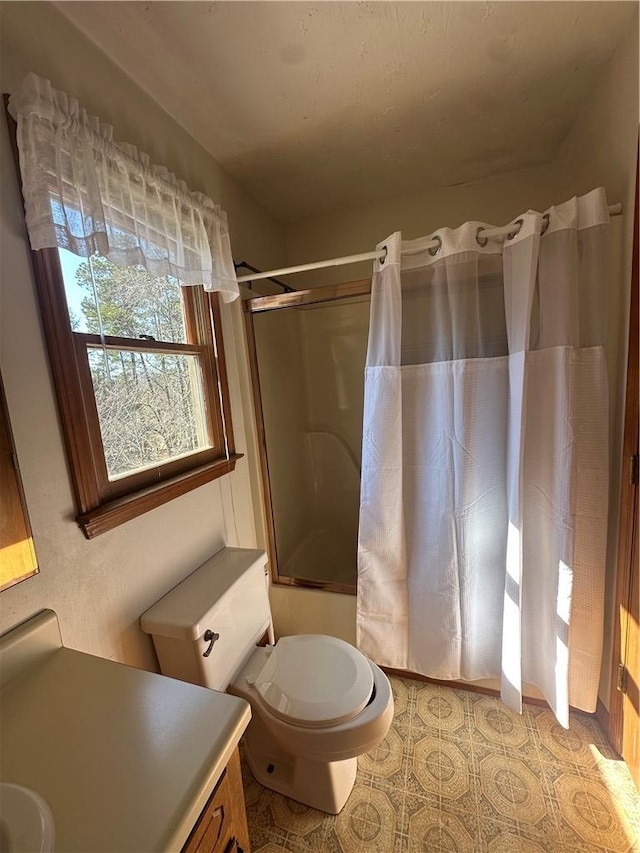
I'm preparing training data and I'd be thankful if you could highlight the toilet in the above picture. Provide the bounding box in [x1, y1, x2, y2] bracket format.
[140, 547, 393, 814]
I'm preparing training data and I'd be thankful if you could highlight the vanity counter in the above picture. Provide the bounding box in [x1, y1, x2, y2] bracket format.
[0, 611, 251, 852]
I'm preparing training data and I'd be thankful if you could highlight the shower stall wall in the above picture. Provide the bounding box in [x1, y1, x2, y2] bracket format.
[245, 283, 371, 593]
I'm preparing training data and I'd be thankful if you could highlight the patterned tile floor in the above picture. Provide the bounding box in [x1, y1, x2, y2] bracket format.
[242, 676, 640, 852]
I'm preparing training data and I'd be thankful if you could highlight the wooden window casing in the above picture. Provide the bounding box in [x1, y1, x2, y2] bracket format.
[5, 103, 240, 538]
[29, 248, 241, 539]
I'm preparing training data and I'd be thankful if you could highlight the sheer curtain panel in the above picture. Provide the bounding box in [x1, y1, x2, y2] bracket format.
[357, 189, 611, 726]
[8, 73, 238, 301]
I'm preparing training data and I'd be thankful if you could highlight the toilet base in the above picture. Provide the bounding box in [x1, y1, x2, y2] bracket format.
[243, 716, 358, 814]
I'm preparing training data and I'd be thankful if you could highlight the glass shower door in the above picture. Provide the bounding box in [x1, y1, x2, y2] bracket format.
[246, 284, 370, 593]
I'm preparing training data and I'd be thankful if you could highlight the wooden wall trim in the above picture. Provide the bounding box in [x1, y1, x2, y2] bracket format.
[384, 667, 606, 715]
[606, 155, 639, 755]
[596, 697, 612, 741]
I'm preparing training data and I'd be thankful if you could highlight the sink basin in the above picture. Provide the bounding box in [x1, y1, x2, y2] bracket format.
[0, 783, 54, 853]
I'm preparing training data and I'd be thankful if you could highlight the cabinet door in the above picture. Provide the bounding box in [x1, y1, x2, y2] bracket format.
[182, 748, 251, 853]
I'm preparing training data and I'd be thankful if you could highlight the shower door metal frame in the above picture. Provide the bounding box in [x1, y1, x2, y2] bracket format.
[244, 279, 371, 595]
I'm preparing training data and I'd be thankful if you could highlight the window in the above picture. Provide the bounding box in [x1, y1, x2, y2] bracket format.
[6, 74, 241, 537]
[29, 247, 239, 537]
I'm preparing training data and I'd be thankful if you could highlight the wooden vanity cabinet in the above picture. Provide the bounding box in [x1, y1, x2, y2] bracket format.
[182, 748, 251, 853]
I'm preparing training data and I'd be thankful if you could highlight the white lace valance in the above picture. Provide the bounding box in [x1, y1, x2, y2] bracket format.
[8, 73, 239, 302]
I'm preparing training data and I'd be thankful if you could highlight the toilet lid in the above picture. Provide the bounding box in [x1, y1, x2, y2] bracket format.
[253, 635, 374, 728]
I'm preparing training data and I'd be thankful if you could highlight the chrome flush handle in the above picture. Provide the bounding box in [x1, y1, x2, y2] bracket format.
[203, 629, 220, 657]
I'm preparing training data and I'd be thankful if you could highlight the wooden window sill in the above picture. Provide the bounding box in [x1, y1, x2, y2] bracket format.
[77, 453, 243, 539]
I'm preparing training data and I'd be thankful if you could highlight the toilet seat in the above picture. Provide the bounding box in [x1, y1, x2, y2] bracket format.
[252, 635, 374, 728]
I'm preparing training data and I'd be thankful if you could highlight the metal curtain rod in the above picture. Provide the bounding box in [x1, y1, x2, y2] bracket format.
[234, 260, 296, 293]
[236, 202, 623, 284]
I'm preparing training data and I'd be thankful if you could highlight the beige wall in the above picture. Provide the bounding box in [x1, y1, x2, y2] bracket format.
[284, 161, 561, 289]
[276, 25, 639, 706]
[0, 2, 284, 669]
[270, 584, 357, 646]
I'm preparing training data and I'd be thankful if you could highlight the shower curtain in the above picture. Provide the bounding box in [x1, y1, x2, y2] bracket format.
[357, 188, 610, 726]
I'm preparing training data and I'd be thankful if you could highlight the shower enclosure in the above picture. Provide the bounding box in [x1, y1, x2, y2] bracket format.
[245, 282, 371, 593]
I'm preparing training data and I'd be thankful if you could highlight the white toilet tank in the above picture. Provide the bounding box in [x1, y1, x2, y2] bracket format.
[140, 547, 271, 690]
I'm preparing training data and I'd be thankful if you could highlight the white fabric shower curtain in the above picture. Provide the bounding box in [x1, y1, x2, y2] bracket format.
[357, 188, 610, 726]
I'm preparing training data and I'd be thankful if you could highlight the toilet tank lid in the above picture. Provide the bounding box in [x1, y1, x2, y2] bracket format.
[140, 547, 268, 641]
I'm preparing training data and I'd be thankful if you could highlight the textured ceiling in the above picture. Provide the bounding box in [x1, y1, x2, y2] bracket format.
[56, 1, 635, 222]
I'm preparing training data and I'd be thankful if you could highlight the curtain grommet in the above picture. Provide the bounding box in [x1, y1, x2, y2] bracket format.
[507, 218, 524, 240]
[475, 227, 488, 247]
[428, 235, 442, 256]
[379, 245, 388, 265]
[541, 213, 550, 236]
